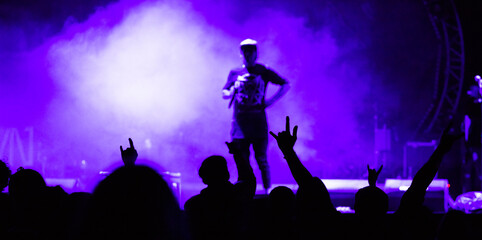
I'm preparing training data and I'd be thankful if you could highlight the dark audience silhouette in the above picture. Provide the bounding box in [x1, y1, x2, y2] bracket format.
[184, 141, 256, 240]
[60, 191, 92, 240]
[353, 165, 389, 240]
[0, 117, 479, 240]
[0, 160, 10, 192]
[355, 165, 388, 220]
[266, 186, 297, 240]
[389, 123, 462, 240]
[270, 116, 342, 239]
[86, 138, 187, 240]
[348, 121, 462, 240]
[8, 167, 67, 240]
[0, 160, 11, 236]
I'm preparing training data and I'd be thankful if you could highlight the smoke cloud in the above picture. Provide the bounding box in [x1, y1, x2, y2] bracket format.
[1, 0, 438, 204]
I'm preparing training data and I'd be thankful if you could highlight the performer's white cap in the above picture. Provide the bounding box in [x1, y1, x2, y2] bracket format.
[240, 38, 257, 46]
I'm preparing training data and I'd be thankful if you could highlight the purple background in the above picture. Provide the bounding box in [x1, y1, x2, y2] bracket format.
[1, 0, 440, 204]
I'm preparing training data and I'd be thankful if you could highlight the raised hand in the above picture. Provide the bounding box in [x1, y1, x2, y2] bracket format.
[120, 138, 138, 167]
[439, 121, 464, 151]
[367, 164, 383, 187]
[269, 116, 298, 154]
[225, 141, 241, 155]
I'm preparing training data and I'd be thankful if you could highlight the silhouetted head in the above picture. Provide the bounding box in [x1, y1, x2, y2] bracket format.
[269, 186, 295, 207]
[268, 186, 296, 216]
[198, 155, 230, 185]
[92, 165, 183, 239]
[8, 167, 46, 200]
[0, 160, 11, 191]
[240, 38, 257, 67]
[354, 186, 388, 218]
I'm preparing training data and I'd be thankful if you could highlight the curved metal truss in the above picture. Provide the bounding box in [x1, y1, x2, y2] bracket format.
[412, 0, 465, 141]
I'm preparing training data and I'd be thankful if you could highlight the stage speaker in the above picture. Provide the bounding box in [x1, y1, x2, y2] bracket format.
[324, 179, 368, 213]
[403, 141, 437, 178]
[384, 178, 450, 213]
[45, 178, 78, 190]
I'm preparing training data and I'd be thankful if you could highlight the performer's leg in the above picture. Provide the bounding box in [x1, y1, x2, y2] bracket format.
[232, 138, 251, 177]
[253, 137, 270, 191]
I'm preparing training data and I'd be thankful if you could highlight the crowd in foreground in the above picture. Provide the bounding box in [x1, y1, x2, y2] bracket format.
[0, 116, 480, 240]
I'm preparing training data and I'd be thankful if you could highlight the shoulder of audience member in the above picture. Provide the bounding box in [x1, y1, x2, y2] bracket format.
[184, 194, 202, 211]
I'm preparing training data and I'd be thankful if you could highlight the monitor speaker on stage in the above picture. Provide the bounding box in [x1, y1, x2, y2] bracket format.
[384, 178, 450, 213]
[403, 141, 437, 179]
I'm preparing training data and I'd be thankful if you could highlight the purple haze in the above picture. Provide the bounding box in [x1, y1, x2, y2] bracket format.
[0, 0, 437, 205]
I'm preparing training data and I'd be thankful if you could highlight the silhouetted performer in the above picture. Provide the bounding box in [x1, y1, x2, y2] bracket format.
[223, 39, 290, 192]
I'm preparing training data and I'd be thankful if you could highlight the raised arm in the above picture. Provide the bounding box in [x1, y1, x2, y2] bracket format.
[271, 116, 337, 216]
[400, 123, 462, 209]
[411, 124, 461, 191]
[270, 116, 313, 187]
